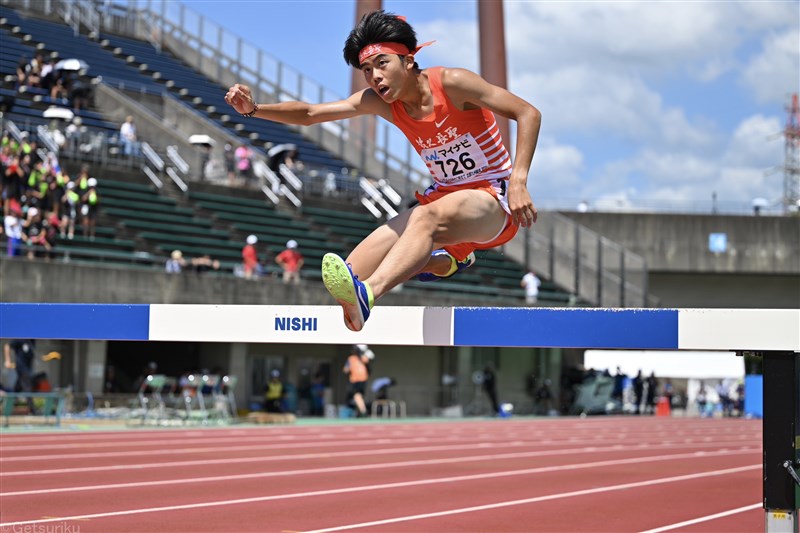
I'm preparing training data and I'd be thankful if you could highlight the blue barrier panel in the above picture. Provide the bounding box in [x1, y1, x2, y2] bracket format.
[0, 303, 150, 340]
[744, 374, 763, 418]
[453, 308, 679, 348]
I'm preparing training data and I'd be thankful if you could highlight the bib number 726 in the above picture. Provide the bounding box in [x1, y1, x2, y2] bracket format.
[433, 152, 477, 178]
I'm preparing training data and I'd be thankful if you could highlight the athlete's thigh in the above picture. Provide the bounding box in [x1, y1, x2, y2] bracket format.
[426, 189, 507, 246]
[346, 207, 415, 278]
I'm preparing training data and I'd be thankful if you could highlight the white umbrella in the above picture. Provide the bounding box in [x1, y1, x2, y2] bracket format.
[189, 134, 216, 147]
[55, 58, 89, 71]
[267, 143, 296, 158]
[43, 107, 74, 121]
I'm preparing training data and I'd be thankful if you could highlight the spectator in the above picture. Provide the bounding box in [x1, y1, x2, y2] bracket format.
[645, 371, 658, 415]
[663, 378, 675, 407]
[482, 365, 500, 416]
[275, 239, 304, 285]
[3, 339, 37, 413]
[119, 116, 139, 157]
[521, 270, 542, 305]
[22, 207, 53, 260]
[242, 234, 259, 279]
[133, 361, 158, 394]
[191, 254, 221, 274]
[534, 378, 554, 415]
[68, 78, 91, 112]
[50, 76, 68, 101]
[4, 207, 23, 256]
[65, 117, 82, 153]
[612, 366, 627, 404]
[344, 344, 373, 417]
[80, 177, 99, 240]
[26, 52, 44, 88]
[103, 364, 125, 393]
[310, 369, 326, 417]
[223, 143, 236, 186]
[60, 180, 78, 239]
[234, 144, 252, 183]
[39, 58, 56, 92]
[165, 250, 186, 273]
[696, 382, 709, 417]
[372, 377, 396, 401]
[632, 370, 644, 415]
[15, 56, 29, 88]
[4, 155, 25, 214]
[264, 369, 285, 413]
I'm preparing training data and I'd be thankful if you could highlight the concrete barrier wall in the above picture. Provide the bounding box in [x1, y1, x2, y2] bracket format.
[561, 212, 800, 274]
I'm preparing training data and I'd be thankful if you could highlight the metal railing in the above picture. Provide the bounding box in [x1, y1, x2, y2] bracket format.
[504, 212, 651, 307]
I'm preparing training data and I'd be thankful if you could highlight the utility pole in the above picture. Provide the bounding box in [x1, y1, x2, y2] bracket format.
[783, 93, 800, 212]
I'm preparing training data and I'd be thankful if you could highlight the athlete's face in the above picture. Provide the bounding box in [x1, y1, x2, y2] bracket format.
[360, 54, 411, 102]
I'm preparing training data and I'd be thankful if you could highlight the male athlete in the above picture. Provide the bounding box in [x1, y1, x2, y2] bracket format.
[226, 10, 541, 331]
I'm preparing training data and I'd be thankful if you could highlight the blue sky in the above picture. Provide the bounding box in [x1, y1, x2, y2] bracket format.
[183, 0, 799, 212]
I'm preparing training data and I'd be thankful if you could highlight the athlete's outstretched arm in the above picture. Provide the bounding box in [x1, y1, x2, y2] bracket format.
[441, 68, 542, 227]
[225, 83, 391, 126]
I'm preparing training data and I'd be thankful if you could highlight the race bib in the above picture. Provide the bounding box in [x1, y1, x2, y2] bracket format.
[421, 133, 489, 185]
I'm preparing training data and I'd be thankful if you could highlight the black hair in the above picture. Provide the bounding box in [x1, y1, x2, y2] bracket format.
[343, 10, 419, 70]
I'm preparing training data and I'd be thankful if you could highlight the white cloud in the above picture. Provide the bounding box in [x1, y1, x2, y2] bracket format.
[576, 113, 784, 206]
[528, 137, 585, 198]
[404, 2, 795, 207]
[723, 114, 784, 168]
[742, 28, 800, 104]
[512, 66, 716, 151]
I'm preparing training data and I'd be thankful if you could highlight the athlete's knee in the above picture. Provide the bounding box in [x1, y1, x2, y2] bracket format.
[408, 203, 441, 230]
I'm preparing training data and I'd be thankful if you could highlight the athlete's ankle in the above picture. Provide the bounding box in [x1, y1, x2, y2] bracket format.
[427, 253, 455, 276]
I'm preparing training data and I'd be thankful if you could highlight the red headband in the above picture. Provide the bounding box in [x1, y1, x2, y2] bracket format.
[358, 40, 435, 65]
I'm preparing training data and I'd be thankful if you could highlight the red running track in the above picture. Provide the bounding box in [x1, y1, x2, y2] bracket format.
[0, 417, 762, 532]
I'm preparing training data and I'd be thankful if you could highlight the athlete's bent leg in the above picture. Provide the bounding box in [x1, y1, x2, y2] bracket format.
[345, 208, 463, 280]
[364, 189, 506, 299]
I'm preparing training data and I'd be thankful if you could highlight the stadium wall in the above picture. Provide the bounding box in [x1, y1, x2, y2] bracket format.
[560, 212, 800, 308]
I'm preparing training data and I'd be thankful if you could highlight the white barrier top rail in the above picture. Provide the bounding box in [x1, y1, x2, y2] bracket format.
[0, 304, 797, 351]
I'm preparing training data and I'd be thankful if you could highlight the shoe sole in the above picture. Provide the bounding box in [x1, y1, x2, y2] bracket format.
[321, 253, 363, 331]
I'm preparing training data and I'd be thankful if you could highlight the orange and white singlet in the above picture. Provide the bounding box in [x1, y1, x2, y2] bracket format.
[390, 67, 512, 188]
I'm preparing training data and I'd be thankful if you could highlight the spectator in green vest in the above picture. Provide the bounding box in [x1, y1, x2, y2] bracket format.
[80, 177, 99, 240]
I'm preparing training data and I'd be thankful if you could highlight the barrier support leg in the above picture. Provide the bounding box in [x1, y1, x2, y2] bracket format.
[762, 351, 799, 533]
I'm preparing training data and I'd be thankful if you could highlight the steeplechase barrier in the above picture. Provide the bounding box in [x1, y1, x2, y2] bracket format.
[1, 304, 798, 531]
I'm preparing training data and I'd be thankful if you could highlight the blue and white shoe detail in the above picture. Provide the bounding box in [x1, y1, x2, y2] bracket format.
[321, 253, 374, 331]
[416, 250, 476, 282]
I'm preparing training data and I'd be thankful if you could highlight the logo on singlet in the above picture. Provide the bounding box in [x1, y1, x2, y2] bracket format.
[434, 115, 450, 128]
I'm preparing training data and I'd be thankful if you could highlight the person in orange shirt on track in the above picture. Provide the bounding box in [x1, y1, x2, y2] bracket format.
[344, 344, 374, 417]
[226, 10, 541, 331]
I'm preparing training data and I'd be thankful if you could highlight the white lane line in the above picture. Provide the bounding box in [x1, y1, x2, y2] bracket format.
[0, 438, 757, 477]
[299, 466, 760, 533]
[0, 457, 759, 527]
[0, 447, 758, 497]
[638, 503, 763, 533]
[0, 436, 472, 462]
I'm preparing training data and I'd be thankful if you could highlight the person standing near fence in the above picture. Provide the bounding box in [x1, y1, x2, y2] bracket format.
[344, 344, 374, 417]
[521, 270, 541, 305]
[275, 240, 304, 285]
[3, 339, 36, 413]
